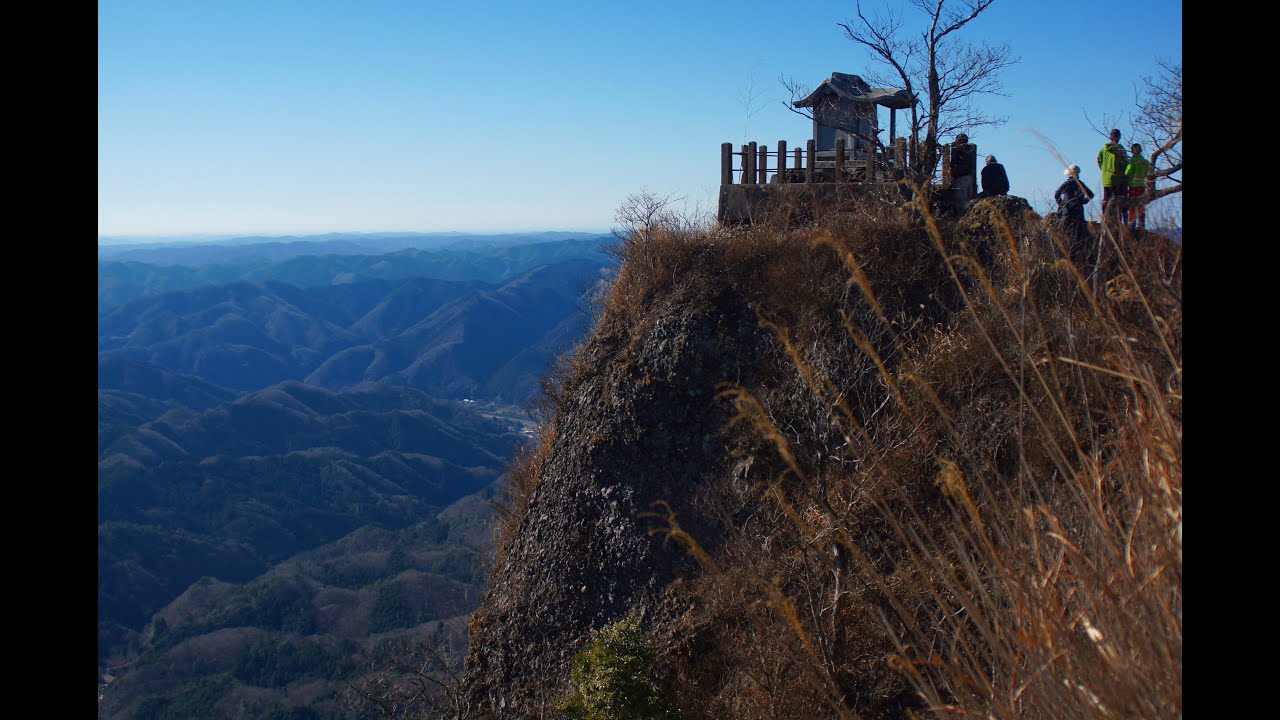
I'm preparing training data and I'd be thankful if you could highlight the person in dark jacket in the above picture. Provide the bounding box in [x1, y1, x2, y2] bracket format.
[1054, 164, 1095, 264]
[978, 155, 1010, 197]
[949, 133, 978, 202]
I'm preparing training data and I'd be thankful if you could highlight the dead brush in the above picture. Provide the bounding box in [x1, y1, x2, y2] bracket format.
[657, 196, 1180, 718]
[859, 211, 1176, 717]
[477, 185, 1179, 718]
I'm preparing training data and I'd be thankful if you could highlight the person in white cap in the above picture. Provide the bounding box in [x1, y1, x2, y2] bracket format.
[1054, 164, 1094, 242]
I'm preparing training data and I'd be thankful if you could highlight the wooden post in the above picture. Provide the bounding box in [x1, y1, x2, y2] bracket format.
[745, 142, 756, 184]
[721, 143, 732, 185]
[793, 148, 802, 177]
[806, 139, 815, 183]
[835, 138, 845, 181]
[865, 140, 876, 182]
[757, 144, 768, 184]
[889, 109, 896, 150]
[894, 137, 907, 181]
[777, 140, 787, 180]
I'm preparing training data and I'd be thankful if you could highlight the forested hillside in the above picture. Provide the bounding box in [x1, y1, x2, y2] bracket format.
[98, 235, 615, 719]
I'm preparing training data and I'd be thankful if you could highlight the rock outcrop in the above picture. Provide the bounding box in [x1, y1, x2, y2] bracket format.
[460, 245, 773, 716]
[457, 201, 1182, 719]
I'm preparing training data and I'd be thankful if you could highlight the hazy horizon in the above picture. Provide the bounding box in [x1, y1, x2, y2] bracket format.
[100, 1, 1181, 237]
[96, 228, 613, 247]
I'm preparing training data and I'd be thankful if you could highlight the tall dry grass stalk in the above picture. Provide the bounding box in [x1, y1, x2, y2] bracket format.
[876, 211, 1182, 718]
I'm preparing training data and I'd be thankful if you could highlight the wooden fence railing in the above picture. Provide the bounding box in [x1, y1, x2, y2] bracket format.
[721, 137, 909, 185]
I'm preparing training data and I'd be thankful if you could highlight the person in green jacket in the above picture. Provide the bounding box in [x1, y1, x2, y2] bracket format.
[1096, 128, 1129, 223]
[1125, 143, 1151, 230]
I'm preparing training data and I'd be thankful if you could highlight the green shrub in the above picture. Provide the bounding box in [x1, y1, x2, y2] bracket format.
[556, 610, 671, 720]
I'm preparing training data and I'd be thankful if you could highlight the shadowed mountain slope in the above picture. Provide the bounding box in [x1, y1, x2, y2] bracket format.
[98, 357, 240, 454]
[98, 381, 524, 661]
[98, 489, 498, 720]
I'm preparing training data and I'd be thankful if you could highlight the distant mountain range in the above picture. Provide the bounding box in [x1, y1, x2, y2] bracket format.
[97, 230, 605, 256]
[98, 235, 611, 308]
[99, 256, 612, 403]
[97, 233, 610, 300]
[98, 233, 618, 717]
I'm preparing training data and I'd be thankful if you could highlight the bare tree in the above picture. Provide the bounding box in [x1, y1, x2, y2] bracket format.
[344, 635, 469, 719]
[738, 66, 773, 144]
[612, 190, 682, 243]
[611, 189, 710, 243]
[1132, 59, 1182, 203]
[787, 0, 1017, 185]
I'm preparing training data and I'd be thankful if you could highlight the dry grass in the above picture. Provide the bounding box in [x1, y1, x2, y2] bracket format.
[856, 207, 1182, 718]
[478, 189, 1180, 718]
[638, 196, 1181, 718]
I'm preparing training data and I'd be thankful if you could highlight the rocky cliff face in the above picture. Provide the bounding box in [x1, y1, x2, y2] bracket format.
[457, 200, 1183, 719]
[455, 203, 971, 717]
[460, 243, 774, 715]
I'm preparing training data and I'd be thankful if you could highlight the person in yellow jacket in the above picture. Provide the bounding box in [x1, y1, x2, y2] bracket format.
[1125, 143, 1151, 230]
[1096, 128, 1129, 223]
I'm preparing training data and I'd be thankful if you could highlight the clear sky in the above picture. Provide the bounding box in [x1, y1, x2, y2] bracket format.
[98, 0, 1182, 239]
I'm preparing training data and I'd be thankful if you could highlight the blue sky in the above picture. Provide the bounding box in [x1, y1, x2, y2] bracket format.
[98, 0, 1182, 238]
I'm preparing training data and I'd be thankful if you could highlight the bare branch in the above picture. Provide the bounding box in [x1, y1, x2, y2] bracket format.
[343, 634, 470, 719]
[1132, 60, 1182, 205]
[829, 0, 1016, 184]
[739, 67, 773, 142]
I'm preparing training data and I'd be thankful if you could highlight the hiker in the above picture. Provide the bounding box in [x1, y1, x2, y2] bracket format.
[1125, 143, 1151, 231]
[978, 155, 1010, 197]
[1096, 129, 1129, 223]
[1054, 164, 1095, 258]
[950, 133, 978, 202]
